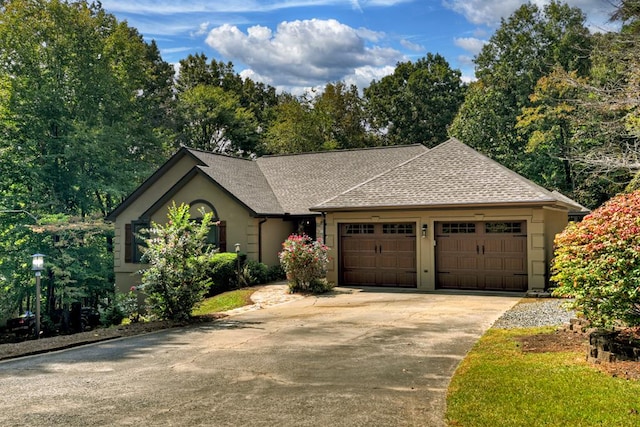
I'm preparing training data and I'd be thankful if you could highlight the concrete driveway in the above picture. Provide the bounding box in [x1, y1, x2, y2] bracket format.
[0, 288, 519, 427]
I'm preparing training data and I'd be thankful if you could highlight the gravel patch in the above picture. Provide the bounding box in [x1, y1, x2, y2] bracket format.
[492, 298, 576, 329]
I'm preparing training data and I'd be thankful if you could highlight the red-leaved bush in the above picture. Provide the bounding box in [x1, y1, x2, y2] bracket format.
[278, 234, 332, 293]
[552, 191, 640, 327]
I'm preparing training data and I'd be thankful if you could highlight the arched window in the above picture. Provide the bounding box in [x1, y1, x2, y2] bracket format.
[189, 199, 226, 252]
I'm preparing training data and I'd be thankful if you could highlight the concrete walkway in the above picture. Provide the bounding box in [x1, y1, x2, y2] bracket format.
[223, 282, 304, 316]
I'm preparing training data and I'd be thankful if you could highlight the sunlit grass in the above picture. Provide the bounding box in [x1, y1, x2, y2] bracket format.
[446, 327, 640, 426]
[192, 288, 255, 316]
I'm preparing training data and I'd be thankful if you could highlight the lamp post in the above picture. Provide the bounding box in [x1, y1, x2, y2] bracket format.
[31, 253, 45, 339]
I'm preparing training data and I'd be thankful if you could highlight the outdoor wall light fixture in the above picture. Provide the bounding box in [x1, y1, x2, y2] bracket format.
[421, 224, 428, 238]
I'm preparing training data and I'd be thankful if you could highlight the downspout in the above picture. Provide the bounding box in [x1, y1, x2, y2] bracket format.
[322, 212, 327, 241]
[258, 217, 267, 263]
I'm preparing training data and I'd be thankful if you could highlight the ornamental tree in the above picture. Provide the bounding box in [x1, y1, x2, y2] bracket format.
[139, 203, 214, 321]
[279, 234, 331, 293]
[551, 190, 640, 326]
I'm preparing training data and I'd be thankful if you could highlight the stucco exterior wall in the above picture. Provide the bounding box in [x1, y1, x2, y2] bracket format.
[113, 171, 254, 293]
[258, 218, 296, 266]
[112, 155, 200, 292]
[322, 206, 569, 292]
[543, 207, 570, 282]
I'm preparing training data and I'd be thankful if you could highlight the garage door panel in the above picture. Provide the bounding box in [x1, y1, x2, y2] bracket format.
[344, 254, 376, 269]
[483, 257, 504, 271]
[436, 221, 527, 292]
[340, 223, 416, 287]
[502, 257, 526, 272]
[343, 270, 376, 286]
[503, 276, 528, 291]
[439, 273, 480, 289]
[457, 256, 480, 270]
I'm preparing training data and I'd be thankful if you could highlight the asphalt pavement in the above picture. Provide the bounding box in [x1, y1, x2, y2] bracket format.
[0, 287, 519, 426]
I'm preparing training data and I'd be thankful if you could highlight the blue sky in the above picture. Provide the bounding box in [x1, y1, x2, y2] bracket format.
[100, 0, 617, 94]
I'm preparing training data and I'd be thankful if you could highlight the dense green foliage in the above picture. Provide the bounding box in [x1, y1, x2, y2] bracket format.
[365, 53, 465, 147]
[551, 191, 640, 327]
[205, 252, 242, 295]
[451, 0, 639, 209]
[0, 0, 171, 321]
[139, 203, 214, 321]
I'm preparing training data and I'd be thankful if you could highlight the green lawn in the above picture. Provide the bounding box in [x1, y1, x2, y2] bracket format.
[446, 327, 640, 426]
[192, 288, 255, 316]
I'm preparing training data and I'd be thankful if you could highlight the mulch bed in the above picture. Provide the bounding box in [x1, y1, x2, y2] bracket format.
[516, 327, 640, 381]
[0, 313, 226, 361]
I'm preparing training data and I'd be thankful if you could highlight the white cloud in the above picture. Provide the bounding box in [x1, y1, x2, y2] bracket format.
[191, 22, 210, 37]
[400, 39, 424, 52]
[356, 27, 386, 43]
[453, 37, 486, 55]
[442, 0, 522, 27]
[206, 19, 404, 89]
[443, 0, 618, 29]
[161, 47, 195, 55]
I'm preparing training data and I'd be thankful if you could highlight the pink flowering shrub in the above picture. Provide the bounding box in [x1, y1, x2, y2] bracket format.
[279, 234, 332, 293]
[552, 191, 640, 327]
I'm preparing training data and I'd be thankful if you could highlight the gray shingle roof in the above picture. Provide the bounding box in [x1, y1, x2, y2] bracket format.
[180, 139, 582, 216]
[188, 150, 283, 215]
[256, 145, 429, 215]
[313, 138, 578, 211]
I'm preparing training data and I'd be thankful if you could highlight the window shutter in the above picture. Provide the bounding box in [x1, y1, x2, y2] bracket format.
[124, 224, 132, 263]
[218, 221, 227, 252]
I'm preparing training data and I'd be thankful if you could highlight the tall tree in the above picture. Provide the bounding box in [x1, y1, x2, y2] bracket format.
[263, 95, 324, 154]
[175, 84, 259, 155]
[313, 82, 373, 150]
[365, 53, 465, 147]
[175, 54, 277, 152]
[0, 0, 173, 320]
[0, 0, 174, 216]
[450, 1, 591, 170]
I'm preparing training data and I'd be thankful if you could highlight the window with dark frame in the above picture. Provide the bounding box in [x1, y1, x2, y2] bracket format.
[345, 224, 375, 234]
[441, 223, 476, 234]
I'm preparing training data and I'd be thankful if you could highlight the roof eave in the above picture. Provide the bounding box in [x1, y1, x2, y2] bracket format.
[310, 199, 567, 212]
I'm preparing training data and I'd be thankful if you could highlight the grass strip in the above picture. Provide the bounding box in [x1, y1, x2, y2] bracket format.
[192, 288, 255, 316]
[446, 327, 640, 426]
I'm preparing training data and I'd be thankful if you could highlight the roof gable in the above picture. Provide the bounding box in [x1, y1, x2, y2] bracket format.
[193, 152, 283, 215]
[106, 147, 204, 221]
[313, 138, 574, 211]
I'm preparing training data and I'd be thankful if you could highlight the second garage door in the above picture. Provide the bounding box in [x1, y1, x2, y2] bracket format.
[435, 221, 528, 291]
[340, 223, 417, 287]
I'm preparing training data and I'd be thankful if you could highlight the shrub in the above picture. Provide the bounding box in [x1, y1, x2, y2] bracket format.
[117, 287, 145, 323]
[551, 190, 640, 327]
[139, 203, 214, 321]
[278, 234, 331, 293]
[206, 252, 241, 295]
[101, 304, 125, 327]
[266, 264, 286, 282]
[241, 259, 270, 286]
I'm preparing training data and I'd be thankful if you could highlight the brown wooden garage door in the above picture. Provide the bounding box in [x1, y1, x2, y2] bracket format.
[340, 223, 417, 287]
[435, 221, 527, 291]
